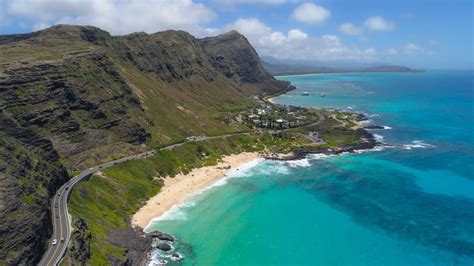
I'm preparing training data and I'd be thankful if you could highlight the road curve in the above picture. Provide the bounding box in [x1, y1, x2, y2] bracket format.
[38, 132, 253, 265]
[38, 150, 157, 266]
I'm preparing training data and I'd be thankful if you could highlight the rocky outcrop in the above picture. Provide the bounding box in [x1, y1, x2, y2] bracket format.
[156, 243, 172, 252]
[199, 31, 289, 94]
[69, 217, 92, 264]
[106, 222, 153, 266]
[199, 31, 270, 84]
[363, 125, 386, 129]
[149, 231, 175, 242]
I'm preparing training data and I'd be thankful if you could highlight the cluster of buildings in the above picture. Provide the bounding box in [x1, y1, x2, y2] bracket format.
[245, 106, 309, 129]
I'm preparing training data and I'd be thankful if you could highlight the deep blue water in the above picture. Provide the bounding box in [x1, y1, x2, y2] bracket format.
[147, 71, 474, 265]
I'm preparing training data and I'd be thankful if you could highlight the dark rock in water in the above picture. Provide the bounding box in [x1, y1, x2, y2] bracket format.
[353, 113, 368, 122]
[364, 125, 385, 129]
[149, 231, 175, 242]
[171, 252, 184, 261]
[156, 243, 172, 252]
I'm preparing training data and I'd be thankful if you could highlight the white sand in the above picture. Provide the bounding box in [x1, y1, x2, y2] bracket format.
[131, 152, 262, 229]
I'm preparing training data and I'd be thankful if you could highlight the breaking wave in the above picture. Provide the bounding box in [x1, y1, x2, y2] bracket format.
[402, 140, 436, 150]
[373, 133, 385, 143]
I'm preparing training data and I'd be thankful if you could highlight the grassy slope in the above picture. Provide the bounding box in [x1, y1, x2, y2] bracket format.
[68, 133, 308, 264]
[117, 63, 255, 145]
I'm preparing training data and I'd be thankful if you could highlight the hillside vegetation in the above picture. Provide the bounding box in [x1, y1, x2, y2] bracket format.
[0, 25, 291, 264]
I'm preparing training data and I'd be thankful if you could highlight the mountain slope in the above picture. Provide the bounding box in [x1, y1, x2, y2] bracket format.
[0, 25, 291, 264]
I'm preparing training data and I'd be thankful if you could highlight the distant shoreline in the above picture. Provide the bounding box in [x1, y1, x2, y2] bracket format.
[275, 70, 424, 78]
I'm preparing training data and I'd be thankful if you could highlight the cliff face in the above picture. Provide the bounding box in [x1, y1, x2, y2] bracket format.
[0, 25, 289, 264]
[0, 113, 69, 264]
[200, 30, 271, 83]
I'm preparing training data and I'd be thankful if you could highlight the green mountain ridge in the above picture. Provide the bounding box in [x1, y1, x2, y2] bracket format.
[0, 24, 291, 264]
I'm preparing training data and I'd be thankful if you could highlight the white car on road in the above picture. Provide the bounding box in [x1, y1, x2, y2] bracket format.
[52, 239, 57, 245]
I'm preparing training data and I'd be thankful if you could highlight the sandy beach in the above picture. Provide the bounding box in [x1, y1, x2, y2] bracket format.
[132, 152, 262, 229]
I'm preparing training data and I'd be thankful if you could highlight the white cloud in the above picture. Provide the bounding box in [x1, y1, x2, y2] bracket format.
[218, 0, 293, 4]
[364, 48, 376, 55]
[339, 23, 363, 36]
[364, 16, 394, 31]
[33, 22, 51, 31]
[403, 43, 422, 54]
[288, 29, 308, 40]
[292, 3, 330, 24]
[225, 18, 378, 62]
[8, 0, 216, 36]
[387, 48, 398, 55]
[226, 18, 271, 37]
[9, 0, 94, 21]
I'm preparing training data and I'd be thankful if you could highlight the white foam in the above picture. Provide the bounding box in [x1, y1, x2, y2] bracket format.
[257, 163, 291, 175]
[148, 258, 167, 266]
[150, 202, 191, 222]
[225, 158, 265, 178]
[402, 140, 436, 150]
[373, 133, 384, 143]
[383, 126, 392, 130]
[354, 145, 388, 154]
[187, 158, 265, 195]
[280, 158, 311, 168]
[149, 249, 184, 266]
[358, 119, 372, 125]
[367, 113, 380, 118]
[308, 153, 333, 160]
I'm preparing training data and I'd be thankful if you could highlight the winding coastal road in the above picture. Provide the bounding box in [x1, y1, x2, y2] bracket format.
[38, 112, 325, 265]
[38, 132, 254, 266]
[38, 150, 157, 266]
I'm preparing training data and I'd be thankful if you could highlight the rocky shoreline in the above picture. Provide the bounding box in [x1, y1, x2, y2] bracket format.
[138, 230, 184, 265]
[265, 127, 378, 161]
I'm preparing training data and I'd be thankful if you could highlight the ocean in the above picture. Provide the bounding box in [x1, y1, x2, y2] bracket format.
[146, 71, 474, 265]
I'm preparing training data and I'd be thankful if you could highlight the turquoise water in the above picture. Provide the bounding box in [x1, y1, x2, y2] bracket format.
[147, 71, 474, 265]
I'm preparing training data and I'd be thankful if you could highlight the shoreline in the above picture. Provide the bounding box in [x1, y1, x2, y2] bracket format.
[274, 70, 424, 78]
[132, 128, 377, 228]
[132, 152, 263, 229]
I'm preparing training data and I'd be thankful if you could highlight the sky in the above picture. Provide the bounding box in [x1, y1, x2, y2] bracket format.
[0, 0, 472, 69]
